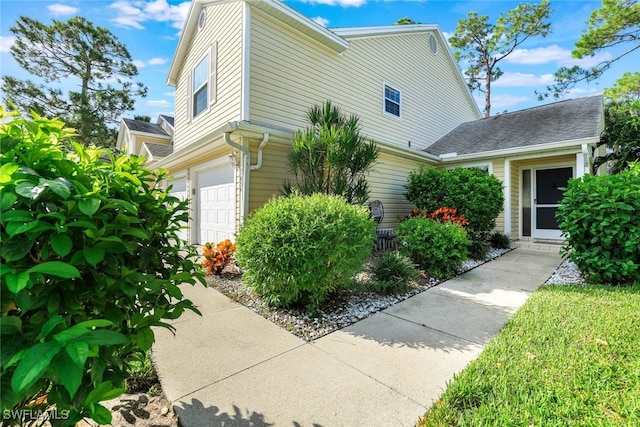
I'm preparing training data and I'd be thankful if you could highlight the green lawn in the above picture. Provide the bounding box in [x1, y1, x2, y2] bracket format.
[419, 284, 640, 426]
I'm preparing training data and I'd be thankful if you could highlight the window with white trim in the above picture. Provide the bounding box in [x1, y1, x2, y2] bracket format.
[192, 56, 208, 118]
[189, 44, 217, 121]
[384, 84, 401, 118]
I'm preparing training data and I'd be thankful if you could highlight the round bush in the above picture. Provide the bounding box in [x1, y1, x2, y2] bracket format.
[235, 194, 376, 310]
[404, 165, 504, 234]
[397, 218, 469, 278]
[557, 165, 640, 284]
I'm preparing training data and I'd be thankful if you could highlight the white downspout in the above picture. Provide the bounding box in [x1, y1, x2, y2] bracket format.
[223, 131, 269, 228]
[250, 133, 269, 170]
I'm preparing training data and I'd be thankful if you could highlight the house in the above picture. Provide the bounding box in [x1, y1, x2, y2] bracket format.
[122, 0, 604, 246]
[426, 95, 604, 241]
[116, 114, 175, 163]
[150, 0, 481, 245]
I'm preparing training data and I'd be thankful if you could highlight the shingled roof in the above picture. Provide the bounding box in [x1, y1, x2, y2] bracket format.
[425, 95, 603, 157]
[143, 142, 174, 158]
[123, 118, 169, 136]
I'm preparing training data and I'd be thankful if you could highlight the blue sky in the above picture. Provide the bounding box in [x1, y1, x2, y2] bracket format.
[0, 0, 636, 121]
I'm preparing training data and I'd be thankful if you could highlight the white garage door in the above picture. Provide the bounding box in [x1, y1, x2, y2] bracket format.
[167, 177, 189, 243]
[197, 163, 235, 245]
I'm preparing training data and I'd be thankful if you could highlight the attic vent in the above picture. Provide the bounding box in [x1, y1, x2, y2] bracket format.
[429, 34, 438, 55]
[198, 8, 206, 30]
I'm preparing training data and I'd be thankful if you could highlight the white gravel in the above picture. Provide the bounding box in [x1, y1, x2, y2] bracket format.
[208, 247, 514, 341]
[545, 258, 586, 285]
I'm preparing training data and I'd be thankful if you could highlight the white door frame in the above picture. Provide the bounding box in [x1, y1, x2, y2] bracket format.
[531, 163, 574, 240]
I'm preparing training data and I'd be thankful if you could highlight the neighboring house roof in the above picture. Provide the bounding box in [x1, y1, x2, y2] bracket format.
[425, 95, 604, 157]
[122, 118, 170, 136]
[142, 142, 174, 158]
[159, 115, 175, 127]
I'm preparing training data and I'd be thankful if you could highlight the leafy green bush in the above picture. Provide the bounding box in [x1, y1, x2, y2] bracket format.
[557, 164, 640, 284]
[235, 193, 375, 310]
[489, 232, 511, 249]
[404, 166, 504, 234]
[0, 110, 204, 425]
[396, 218, 469, 278]
[370, 251, 418, 294]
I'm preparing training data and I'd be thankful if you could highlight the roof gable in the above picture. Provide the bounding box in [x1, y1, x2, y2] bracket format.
[425, 95, 604, 157]
[167, 0, 348, 86]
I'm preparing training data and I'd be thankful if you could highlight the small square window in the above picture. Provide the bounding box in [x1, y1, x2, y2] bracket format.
[384, 84, 401, 118]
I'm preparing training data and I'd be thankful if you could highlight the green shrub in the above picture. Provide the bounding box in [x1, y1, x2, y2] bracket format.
[557, 164, 640, 284]
[489, 232, 511, 249]
[235, 193, 375, 311]
[404, 166, 504, 233]
[0, 110, 204, 425]
[370, 251, 418, 294]
[397, 218, 469, 278]
[468, 238, 490, 260]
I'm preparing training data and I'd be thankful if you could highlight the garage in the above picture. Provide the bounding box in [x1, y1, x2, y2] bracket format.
[167, 177, 189, 243]
[197, 163, 235, 244]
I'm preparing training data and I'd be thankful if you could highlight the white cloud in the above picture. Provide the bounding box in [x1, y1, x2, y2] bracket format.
[108, 0, 190, 30]
[163, 91, 175, 97]
[313, 17, 330, 27]
[147, 99, 171, 107]
[493, 72, 556, 87]
[0, 36, 16, 53]
[490, 94, 532, 110]
[47, 3, 80, 17]
[301, 0, 366, 7]
[133, 59, 146, 69]
[147, 57, 167, 65]
[507, 44, 613, 68]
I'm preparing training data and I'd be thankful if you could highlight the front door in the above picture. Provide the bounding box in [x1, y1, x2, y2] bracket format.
[533, 167, 573, 239]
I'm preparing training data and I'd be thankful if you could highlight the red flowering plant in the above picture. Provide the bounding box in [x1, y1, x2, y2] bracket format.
[202, 239, 237, 275]
[429, 207, 469, 227]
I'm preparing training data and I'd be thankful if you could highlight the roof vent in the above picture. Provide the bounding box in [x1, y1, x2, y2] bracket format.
[429, 34, 438, 55]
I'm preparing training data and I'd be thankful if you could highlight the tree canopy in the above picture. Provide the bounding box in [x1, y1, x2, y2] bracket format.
[546, 0, 640, 98]
[449, 1, 552, 117]
[2, 16, 146, 148]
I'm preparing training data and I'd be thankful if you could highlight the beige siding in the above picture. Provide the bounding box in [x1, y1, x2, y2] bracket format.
[248, 142, 293, 213]
[137, 135, 172, 145]
[368, 153, 422, 228]
[247, 143, 421, 229]
[249, 9, 479, 151]
[173, 1, 243, 152]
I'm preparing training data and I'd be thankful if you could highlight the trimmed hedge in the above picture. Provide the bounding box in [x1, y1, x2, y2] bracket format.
[235, 193, 375, 311]
[557, 165, 640, 284]
[404, 166, 504, 234]
[397, 218, 469, 279]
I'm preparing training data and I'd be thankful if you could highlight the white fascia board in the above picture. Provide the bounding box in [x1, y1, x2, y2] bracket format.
[438, 136, 601, 162]
[333, 24, 440, 39]
[249, 0, 348, 53]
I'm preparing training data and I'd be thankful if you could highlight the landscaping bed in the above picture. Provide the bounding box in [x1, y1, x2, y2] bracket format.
[207, 247, 513, 341]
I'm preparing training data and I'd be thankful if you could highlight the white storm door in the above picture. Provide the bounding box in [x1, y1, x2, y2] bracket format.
[533, 166, 573, 239]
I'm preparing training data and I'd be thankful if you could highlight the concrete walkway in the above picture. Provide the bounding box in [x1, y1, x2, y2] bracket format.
[152, 248, 562, 427]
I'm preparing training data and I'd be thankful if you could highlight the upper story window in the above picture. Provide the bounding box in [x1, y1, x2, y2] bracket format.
[384, 83, 401, 118]
[193, 56, 209, 118]
[188, 43, 217, 122]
